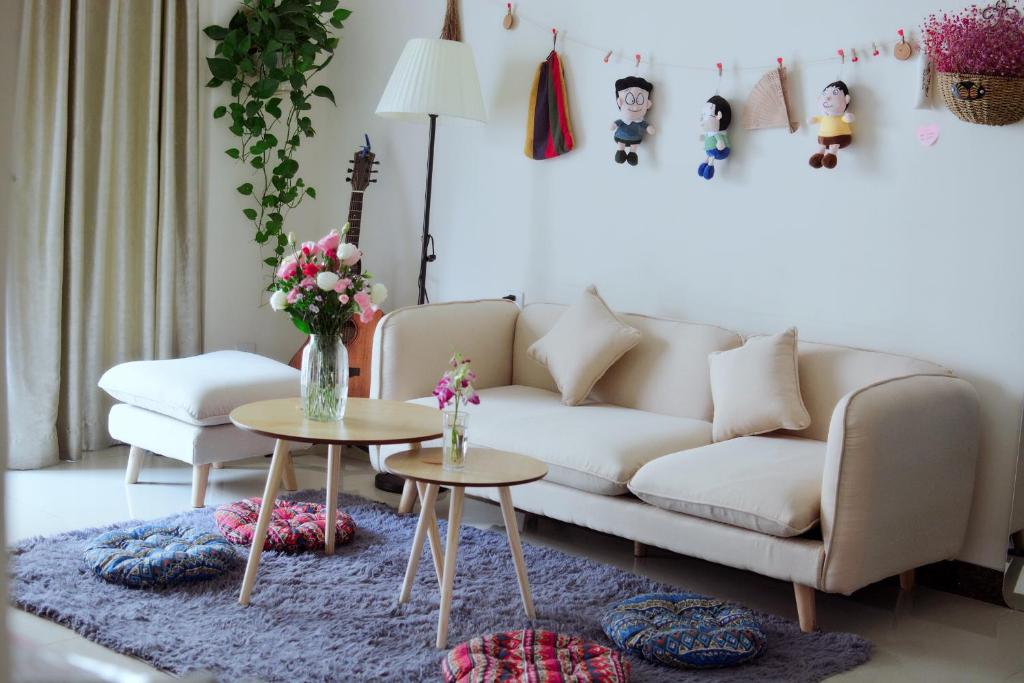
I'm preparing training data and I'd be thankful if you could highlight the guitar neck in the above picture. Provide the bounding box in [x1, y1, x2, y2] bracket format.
[347, 190, 364, 274]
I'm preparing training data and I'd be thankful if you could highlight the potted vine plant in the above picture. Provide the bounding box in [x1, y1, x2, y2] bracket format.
[203, 0, 351, 269]
[922, 0, 1024, 125]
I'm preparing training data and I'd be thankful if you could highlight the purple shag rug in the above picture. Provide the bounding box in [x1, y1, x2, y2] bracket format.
[8, 490, 871, 682]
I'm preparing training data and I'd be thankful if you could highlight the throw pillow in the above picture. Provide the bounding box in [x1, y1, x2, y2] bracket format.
[709, 327, 810, 442]
[528, 286, 641, 406]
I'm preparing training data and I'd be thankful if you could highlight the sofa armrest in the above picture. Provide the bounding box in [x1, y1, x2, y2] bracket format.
[369, 299, 520, 402]
[819, 374, 980, 594]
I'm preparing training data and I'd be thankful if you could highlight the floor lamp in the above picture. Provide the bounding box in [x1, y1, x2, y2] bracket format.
[373, 38, 486, 492]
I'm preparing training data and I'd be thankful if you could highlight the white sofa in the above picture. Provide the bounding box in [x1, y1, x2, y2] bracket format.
[369, 299, 980, 632]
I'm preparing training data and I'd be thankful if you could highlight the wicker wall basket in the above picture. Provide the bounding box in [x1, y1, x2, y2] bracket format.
[937, 71, 1024, 126]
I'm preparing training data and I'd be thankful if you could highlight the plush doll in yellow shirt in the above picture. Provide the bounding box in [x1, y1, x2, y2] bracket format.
[808, 81, 854, 169]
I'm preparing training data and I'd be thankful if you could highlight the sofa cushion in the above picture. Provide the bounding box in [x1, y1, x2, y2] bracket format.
[709, 328, 811, 442]
[527, 286, 641, 406]
[397, 385, 712, 495]
[98, 350, 300, 426]
[629, 435, 826, 537]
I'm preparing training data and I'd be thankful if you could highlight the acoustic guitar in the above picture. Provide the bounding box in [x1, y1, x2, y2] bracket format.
[288, 137, 381, 398]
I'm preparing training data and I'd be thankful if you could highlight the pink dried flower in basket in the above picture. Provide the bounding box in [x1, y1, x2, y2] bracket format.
[922, 1, 1024, 77]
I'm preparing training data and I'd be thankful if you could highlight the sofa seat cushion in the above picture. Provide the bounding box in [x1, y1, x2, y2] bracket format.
[629, 435, 826, 537]
[98, 350, 300, 426]
[403, 385, 712, 495]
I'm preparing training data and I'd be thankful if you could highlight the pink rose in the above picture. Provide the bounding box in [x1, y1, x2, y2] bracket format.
[276, 255, 298, 280]
[353, 290, 372, 311]
[299, 276, 316, 290]
[318, 229, 340, 253]
[338, 293, 349, 304]
[360, 307, 377, 324]
[333, 277, 352, 293]
[300, 241, 320, 257]
[286, 288, 302, 304]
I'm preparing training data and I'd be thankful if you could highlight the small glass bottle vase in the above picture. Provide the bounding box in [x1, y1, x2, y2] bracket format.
[442, 409, 469, 471]
[300, 334, 349, 421]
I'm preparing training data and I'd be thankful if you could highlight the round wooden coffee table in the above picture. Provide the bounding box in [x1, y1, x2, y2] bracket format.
[385, 447, 548, 649]
[230, 397, 442, 606]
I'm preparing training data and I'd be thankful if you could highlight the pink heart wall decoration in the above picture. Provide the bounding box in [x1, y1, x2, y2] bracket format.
[916, 124, 940, 146]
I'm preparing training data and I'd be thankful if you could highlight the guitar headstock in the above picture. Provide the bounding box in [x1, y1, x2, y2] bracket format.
[348, 134, 379, 191]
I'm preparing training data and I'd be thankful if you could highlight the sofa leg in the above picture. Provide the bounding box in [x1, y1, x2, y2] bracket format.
[899, 569, 916, 591]
[397, 478, 417, 514]
[192, 464, 211, 508]
[633, 541, 648, 558]
[212, 462, 225, 469]
[521, 512, 539, 533]
[125, 446, 144, 485]
[793, 583, 817, 633]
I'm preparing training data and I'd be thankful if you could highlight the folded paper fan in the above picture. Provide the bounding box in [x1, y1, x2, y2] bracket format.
[743, 66, 798, 133]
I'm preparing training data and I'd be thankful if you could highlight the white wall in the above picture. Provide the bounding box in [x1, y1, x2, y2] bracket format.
[201, 0, 1023, 570]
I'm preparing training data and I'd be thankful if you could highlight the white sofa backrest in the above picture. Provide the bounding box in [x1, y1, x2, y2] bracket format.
[512, 303, 743, 421]
[786, 341, 952, 441]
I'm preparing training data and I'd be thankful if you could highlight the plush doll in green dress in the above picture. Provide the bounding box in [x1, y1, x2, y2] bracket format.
[698, 95, 731, 180]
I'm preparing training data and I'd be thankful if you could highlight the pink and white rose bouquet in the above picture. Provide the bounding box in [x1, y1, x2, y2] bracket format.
[268, 223, 387, 334]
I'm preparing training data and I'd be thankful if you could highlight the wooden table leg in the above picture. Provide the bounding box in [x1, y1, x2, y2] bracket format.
[239, 439, 288, 606]
[281, 447, 298, 492]
[436, 486, 465, 649]
[400, 483, 439, 604]
[416, 481, 445, 585]
[325, 444, 342, 555]
[498, 486, 536, 619]
[396, 443, 420, 514]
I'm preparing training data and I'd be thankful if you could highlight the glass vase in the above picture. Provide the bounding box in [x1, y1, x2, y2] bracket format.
[301, 334, 348, 421]
[443, 409, 469, 471]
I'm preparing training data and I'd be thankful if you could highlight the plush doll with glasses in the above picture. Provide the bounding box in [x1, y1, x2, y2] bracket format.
[611, 76, 655, 166]
[808, 81, 854, 169]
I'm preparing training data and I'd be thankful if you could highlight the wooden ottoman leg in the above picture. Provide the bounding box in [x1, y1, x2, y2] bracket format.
[191, 464, 211, 508]
[281, 447, 298, 492]
[499, 487, 536, 619]
[794, 583, 817, 633]
[325, 445, 342, 555]
[125, 446, 144, 485]
[239, 439, 288, 606]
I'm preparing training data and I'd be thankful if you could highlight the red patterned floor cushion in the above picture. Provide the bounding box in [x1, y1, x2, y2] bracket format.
[214, 497, 355, 552]
[444, 629, 630, 683]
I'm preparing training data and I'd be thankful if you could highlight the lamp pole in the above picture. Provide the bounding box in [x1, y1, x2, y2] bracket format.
[417, 114, 438, 304]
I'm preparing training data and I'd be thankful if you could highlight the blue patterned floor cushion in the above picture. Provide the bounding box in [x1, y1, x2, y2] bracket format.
[602, 592, 767, 669]
[84, 525, 238, 588]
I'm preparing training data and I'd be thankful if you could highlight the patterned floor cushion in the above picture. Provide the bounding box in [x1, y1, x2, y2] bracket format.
[84, 525, 237, 588]
[214, 497, 355, 552]
[444, 629, 630, 683]
[602, 592, 767, 669]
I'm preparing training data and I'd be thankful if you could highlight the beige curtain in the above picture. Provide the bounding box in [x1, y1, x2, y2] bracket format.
[5, 0, 201, 469]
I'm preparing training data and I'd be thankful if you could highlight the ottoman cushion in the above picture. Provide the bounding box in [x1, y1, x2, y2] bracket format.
[99, 350, 299, 426]
[602, 593, 766, 669]
[84, 525, 238, 588]
[215, 498, 356, 552]
[444, 629, 630, 683]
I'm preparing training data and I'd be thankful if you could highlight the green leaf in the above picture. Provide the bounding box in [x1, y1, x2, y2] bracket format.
[205, 77, 223, 88]
[291, 317, 311, 335]
[264, 257, 278, 266]
[306, 187, 317, 198]
[312, 85, 336, 105]
[243, 208, 258, 220]
[203, 25, 228, 40]
[251, 156, 265, 169]
[225, 148, 240, 159]
[255, 231, 268, 244]
[250, 78, 280, 99]
[334, 8, 352, 21]
[231, 80, 243, 97]
[277, 233, 288, 247]
[206, 57, 236, 81]
[275, 245, 285, 256]
[319, 0, 340, 12]
[212, 105, 227, 119]
[276, 29, 296, 44]
[237, 183, 254, 195]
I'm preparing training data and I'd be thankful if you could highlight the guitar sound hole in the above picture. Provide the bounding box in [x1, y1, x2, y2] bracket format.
[341, 319, 357, 345]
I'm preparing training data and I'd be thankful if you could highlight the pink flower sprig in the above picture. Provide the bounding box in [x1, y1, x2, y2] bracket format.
[922, 2, 1024, 77]
[433, 353, 480, 411]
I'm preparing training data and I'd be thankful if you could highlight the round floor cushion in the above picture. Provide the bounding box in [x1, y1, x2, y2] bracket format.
[602, 593, 767, 669]
[443, 629, 630, 683]
[214, 497, 355, 552]
[84, 525, 237, 588]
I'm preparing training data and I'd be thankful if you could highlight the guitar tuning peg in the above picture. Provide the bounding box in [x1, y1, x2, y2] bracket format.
[372, 161, 380, 165]
[345, 177, 351, 182]
[347, 168, 353, 173]
[369, 179, 377, 183]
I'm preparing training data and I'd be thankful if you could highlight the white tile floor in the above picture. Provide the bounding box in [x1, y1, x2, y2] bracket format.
[6, 446, 1024, 682]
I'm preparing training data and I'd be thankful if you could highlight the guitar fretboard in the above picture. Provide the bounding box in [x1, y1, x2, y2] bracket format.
[347, 190, 364, 275]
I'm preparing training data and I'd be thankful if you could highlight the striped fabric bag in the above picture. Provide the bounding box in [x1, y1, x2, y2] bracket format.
[524, 50, 575, 160]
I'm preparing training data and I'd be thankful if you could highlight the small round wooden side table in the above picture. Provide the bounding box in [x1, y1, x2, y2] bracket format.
[385, 447, 548, 649]
[229, 397, 442, 606]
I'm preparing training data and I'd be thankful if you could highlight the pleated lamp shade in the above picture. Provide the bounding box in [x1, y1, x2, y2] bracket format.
[376, 38, 487, 124]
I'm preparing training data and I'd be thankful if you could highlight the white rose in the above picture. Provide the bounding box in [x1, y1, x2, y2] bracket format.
[316, 271, 340, 291]
[369, 282, 388, 306]
[337, 243, 357, 261]
[269, 290, 288, 311]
